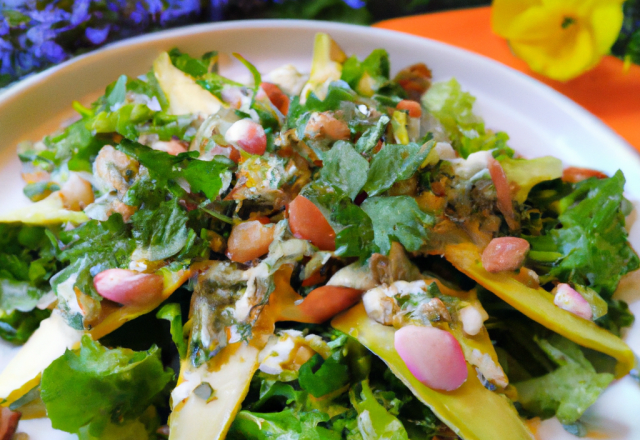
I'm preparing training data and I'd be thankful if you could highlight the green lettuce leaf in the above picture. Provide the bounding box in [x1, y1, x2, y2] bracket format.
[363, 141, 434, 196]
[360, 196, 434, 255]
[0, 308, 51, 345]
[168, 48, 217, 78]
[40, 336, 173, 436]
[422, 78, 511, 158]
[319, 141, 369, 200]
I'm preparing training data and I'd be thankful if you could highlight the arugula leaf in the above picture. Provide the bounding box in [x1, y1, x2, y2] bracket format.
[156, 303, 187, 359]
[422, 78, 511, 158]
[515, 336, 614, 424]
[298, 353, 350, 398]
[301, 182, 377, 260]
[355, 115, 390, 154]
[52, 214, 135, 300]
[319, 141, 369, 200]
[596, 298, 635, 336]
[360, 196, 434, 255]
[131, 199, 189, 261]
[40, 336, 173, 436]
[350, 380, 409, 440]
[528, 171, 639, 297]
[117, 139, 230, 200]
[363, 141, 434, 196]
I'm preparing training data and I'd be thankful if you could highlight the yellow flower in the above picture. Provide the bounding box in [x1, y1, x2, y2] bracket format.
[492, 0, 625, 81]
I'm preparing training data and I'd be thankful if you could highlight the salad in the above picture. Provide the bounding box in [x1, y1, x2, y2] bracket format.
[0, 32, 637, 440]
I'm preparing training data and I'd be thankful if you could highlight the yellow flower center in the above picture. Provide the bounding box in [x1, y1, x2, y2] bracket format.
[561, 16, 576, 29]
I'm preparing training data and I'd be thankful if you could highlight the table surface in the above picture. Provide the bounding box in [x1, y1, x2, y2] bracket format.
[375, 6, 640, 153]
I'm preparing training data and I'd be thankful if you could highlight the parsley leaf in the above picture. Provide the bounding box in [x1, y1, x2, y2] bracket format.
[363, 140, 434, 196]
[301, 182, 377, 260]
[117, 139, 230, 200]
[361, 196, 434, 255]
[52, 214, 135, 301]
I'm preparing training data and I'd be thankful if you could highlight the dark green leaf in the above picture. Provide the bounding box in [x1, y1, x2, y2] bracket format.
[156, 303, 187, 359]
[41, 336, 173, 435]
[130, 199, 189, 261]
[360, 196, 434, 255]
[355, 114, 390, 154]
[364, 141, 434, 196]
[298, 352, 349, 398]
[319, 141, 369, 200]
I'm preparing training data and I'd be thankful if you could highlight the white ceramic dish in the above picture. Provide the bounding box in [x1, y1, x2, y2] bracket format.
[0, 20, 639, 440]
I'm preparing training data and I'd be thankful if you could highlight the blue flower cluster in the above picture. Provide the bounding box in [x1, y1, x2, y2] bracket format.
[0, 0, 205, 87]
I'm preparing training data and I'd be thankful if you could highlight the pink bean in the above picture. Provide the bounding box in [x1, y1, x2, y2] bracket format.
[0, 407, 21, 440]
[554, 283, 593, 320]
[481, 237, 530, 273]
[394, 325, 468, 391]
[225, 119, 267, 156]
[93, 269, 164, 306]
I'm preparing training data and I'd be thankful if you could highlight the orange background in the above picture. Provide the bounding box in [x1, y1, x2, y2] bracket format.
[375, 6, 640, 152]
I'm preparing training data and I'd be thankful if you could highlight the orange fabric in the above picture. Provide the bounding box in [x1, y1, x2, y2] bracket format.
[374, 7, 640, 151]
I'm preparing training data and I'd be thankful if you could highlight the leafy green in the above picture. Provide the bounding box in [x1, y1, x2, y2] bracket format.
[515, 336, 614, 424]
[355, 115, 390, 154]
[596, 298, 635, 336]
[0, 223, 59, 343]
[156, 303, 187, 359]
[0, 308, 51, 345]
[168, 48, 216, 78]
[301, 182, 377, 260]
[350, 380, 409, 440]
[360, 196, 434, 255]
[230, 408, 340, 440]
[319, 141, 369, 200]
[341, 49, 390, 96]
[527, 171, 639, 297]
[130, 199, 189, 261]
[363, 141, 434, 196]
[422, 78, 511, 158]
[117, 139, 230, 200]
[52, 214, 135, 303]
[40, 336, 173, 436]
[287, 83, 358, 132]
[299, 353, 350, 398]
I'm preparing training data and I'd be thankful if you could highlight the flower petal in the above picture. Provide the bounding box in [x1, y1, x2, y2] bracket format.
[491, 0, 542, 37]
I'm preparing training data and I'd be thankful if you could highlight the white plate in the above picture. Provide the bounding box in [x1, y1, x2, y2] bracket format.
[0, 20, 639, 440]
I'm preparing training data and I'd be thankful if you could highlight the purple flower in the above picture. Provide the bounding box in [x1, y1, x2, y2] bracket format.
[341, 0, 366, 8]
[70, 0, 91, 26]
[85, 26, 110, 45]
